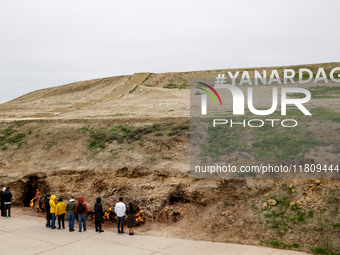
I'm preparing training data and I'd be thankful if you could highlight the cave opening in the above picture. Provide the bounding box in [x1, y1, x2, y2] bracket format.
[23, 176, 39, 207]
[169, 191, 189, 204]
[22, 175, 48, 210]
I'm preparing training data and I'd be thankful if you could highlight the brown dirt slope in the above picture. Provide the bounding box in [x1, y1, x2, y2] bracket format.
[0, 62, 339, 119]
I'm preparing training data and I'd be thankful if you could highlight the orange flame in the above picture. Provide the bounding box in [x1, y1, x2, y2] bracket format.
[136, 209, 144, 223]
[103, 208, 112, 220]
[30, 189, 39, 207]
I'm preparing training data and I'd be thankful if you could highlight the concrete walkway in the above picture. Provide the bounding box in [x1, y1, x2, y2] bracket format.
[0, 217, 308, 255]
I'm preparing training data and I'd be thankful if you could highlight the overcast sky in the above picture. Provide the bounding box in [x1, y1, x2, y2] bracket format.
[0, 0, 339, 104]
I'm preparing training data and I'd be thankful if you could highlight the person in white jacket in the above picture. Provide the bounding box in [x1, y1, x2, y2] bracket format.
[114, 197, 126, 234]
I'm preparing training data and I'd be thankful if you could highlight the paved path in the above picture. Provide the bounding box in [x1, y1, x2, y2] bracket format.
[0, 217, 308, 255]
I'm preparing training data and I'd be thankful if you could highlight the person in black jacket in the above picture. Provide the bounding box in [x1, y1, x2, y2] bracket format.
[94, 197, 104, 233]
[44, 194, 52, 227]
[2, 187, 12, 218]
[1, 187, 6, 217]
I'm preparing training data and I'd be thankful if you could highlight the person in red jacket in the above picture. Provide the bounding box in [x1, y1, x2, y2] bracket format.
[75, 196, 88, 232]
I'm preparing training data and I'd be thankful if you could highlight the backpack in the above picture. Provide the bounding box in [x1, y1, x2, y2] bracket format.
[77, 202, 85, 214]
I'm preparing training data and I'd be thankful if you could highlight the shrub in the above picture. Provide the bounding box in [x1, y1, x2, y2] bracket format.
[7, 133, 26, 144]
[332, 223, 340, 229]
[2, 127, 16, 137]
[109, 133, 124, 144]
[310, 247, 329, 254]
[89, 131, 108, 149]
[91, 132, 106, 141]
[270, 240, 280, 248]
[307, 210, 315, 218]
[297, 211, 306, 223]
[163, 84, 179, 89]
[173, 122, 189, 130]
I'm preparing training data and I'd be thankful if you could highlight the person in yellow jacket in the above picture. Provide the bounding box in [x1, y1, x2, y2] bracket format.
[49, 195, 56, 229]
[55, 198, 66, 229]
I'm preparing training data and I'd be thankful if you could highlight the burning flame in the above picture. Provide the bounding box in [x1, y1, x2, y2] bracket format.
[136, 209, 144, 223]
[30, 189, 39, 207]
[103, 208, 112, 220]
[90, 207, 144, 224]
[90, 208, 113, 222]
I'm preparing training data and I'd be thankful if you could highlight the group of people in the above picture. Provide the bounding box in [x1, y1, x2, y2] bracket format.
[0, 187, 12, 218]
[44, 195, 138, 235]
[0, 188, 138, 235]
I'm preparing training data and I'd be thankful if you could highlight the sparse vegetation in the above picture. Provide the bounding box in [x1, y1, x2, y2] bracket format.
[0, 127, 27, 149]
[199, 118, 323, 161]
[2, 127, 17, 137]
[310, 246, 340, 255]
[252, 134, 317, 161]
[109, 148, 122, 158]
[89, 131, 107, 149]
[141, 73, 153, 85]
[332, 223, 340, 229]
[163, 84, 179, 89]
[254, 182, 340, 254]
[308, 210, 315, 218]
[289, 86, 340, 99]
[163, 83, 190, 89]
[7, 133, 26, 144]
[110, 113, 130, 116]
[269, 240, 299, 249]
[129, 85, 138, 93]
[167, 122, 189, 136]
[179, 84, 190, 89]
[84, 121, 189, 151]
[198, 115, 339, 162]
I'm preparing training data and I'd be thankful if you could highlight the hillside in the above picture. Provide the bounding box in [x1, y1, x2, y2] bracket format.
[1, 62, 340, 254]
[0, 62, 339, 119]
